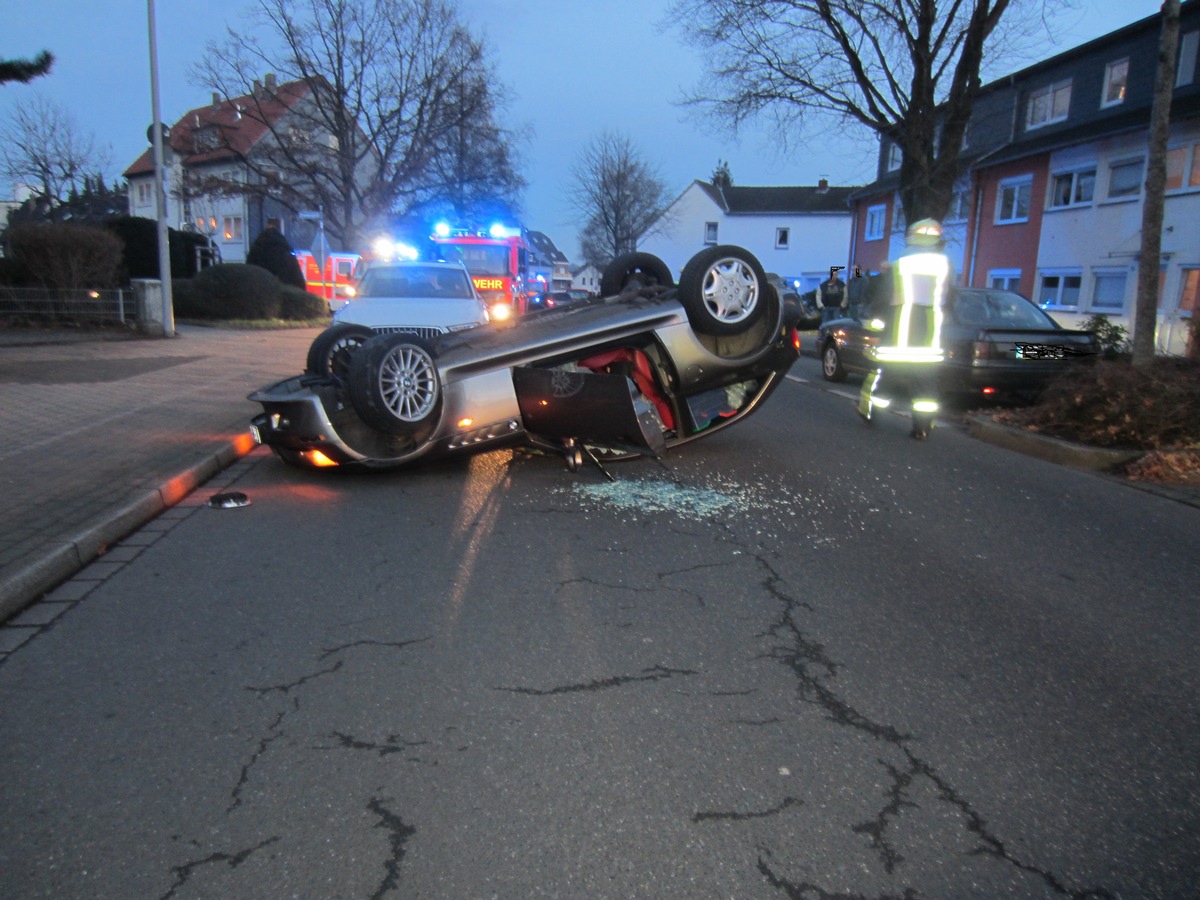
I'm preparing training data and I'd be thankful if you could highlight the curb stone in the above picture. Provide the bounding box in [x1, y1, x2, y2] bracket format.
[967, 414, 1144, 472]
[0, 433, 256, 623]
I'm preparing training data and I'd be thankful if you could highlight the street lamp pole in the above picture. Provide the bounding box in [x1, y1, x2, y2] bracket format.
[147, 0, 175, 336]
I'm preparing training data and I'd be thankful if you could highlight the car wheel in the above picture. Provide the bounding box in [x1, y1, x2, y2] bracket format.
[348, 333, 442, 437]
[821, 342, 847, 382]
[600, 252, 674, 296]
[306, 323, 374, 379]
[678, 245, 767, 336]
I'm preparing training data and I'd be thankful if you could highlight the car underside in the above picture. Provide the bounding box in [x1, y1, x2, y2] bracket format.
[249, 247, 802, 473]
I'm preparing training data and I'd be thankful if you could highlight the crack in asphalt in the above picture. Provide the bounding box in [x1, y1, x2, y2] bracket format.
[693, 796, 803, 823]
[850, 757, 918, 874]
[157, 836, 280, 900]
[197, 639, 428, 890]
[228, 699, 296, 812]
[495, 664, 699, 696]
[318, 637, 430, 660]
[323, 730, 431, 761]
[757, 849, 919, 900]
[750, 550, 1114, 898]
[244, 660, 344, 696]
[367, 797, 417, 900]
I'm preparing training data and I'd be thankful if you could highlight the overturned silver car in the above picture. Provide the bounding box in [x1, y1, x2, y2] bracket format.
[249, 246, 801, 472]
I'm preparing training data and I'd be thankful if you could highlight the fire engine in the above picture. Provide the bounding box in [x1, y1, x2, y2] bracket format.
[295, 250, 362, 311]
[429, 222, 532, 320]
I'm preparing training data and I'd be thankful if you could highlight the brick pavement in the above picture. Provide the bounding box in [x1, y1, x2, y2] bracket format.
[0, 324, 320, 621]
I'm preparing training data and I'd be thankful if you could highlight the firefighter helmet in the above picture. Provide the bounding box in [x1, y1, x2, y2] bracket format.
[906, 218, 944, 248]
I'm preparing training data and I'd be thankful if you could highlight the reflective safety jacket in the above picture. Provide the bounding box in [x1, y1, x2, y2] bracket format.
[868, 251, 950, 365]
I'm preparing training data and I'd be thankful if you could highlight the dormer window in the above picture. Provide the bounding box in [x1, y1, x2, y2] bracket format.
[1026, 79, 1071, 130]
[886, 142, 902, 172]
[193, 127, 219, 152]
[1102, 59, 1129, 108]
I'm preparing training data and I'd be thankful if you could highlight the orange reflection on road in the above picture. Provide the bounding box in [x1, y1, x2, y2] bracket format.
[443, 453, 512, 630]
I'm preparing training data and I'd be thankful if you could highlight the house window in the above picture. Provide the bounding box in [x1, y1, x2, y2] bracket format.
[1165, 143, 1200, 191]
[1048, 169, 1096, 208]
[1026, 80, 1072, 129]
[886, 143, 902, 172]
[1107, 158, 1144, 198]
[864, 204, 887, 241]
[704, 221, 718, 244]
[996, 177, 1032, 223]
[1179, 268, 1199, 317]
[1177, 31, 1198, 87]
[988, 269, 1021, 291]
[223, 216, 243, 241]
[775, 227, 790, 249]
[1038, 271, 1082, 309]
[1090, 271, 1127, 312]
[946, 189, 970, 223]
[136, 182, 152, 204]
[266, 217, 283, 233]
[1101, 59, 1129, 108]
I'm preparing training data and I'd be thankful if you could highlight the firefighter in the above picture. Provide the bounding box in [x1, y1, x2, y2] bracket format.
[857, 219, 951, 440]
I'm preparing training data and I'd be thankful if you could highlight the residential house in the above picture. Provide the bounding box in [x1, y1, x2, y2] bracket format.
[123, 75, 340, 264]
[639, 177, 859, 294]
[572, 263, 602, 295]
[850, 1, 1200, 355]
[526, 230, 573, 292]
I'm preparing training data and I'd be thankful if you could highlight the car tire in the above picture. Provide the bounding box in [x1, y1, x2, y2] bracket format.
[821, 341, 847, 382]
[678, 245, 767, 336]
[306, 323, 374, 379]
[600, 252, 674, 296]
[348, 333, 442, 437]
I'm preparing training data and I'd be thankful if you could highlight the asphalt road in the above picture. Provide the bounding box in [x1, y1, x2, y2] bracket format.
[1, 359, 1197, 899]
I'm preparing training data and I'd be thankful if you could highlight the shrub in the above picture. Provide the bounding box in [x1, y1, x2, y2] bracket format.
[172, 231, 214, 279]
[3, 222, 122, 290]
[191, 263, 283, 320]
[104, 216, 159, 282]
[0, 256, 30, 287]
[104, 216, 214, 282]
[170, 278, 208, 318]
[247, 227, 306, 289]
[280, 285, 329, 320]
[1078, 312, 1131, 359]
[994, 357, 1200, 450]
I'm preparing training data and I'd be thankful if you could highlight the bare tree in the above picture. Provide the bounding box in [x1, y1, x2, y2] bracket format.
[191, 0, 523, 250]
[1133, 0, 1182, 365]
[670, 0, 1061, 224]
[0, 93, 112, 212]
[0, 51, 53, 86]
[568, 131, 671, 264]
[422, 70, 528, 224]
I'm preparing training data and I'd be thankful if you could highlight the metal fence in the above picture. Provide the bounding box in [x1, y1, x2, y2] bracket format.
[0, 287, 137, 325]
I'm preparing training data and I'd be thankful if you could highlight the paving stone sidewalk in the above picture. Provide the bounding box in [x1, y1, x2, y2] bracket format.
[0, 324, 319, 621]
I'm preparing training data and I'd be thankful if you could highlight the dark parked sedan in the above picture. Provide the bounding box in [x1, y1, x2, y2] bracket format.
[816, 286, 1100, 402]
[249, 246, 801, 472]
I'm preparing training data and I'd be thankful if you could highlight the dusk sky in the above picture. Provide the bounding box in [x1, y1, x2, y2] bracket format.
[3, 0, 1159, 259]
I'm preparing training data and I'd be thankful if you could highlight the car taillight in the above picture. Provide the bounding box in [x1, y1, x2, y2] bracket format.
[790, 327, 801, 351]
